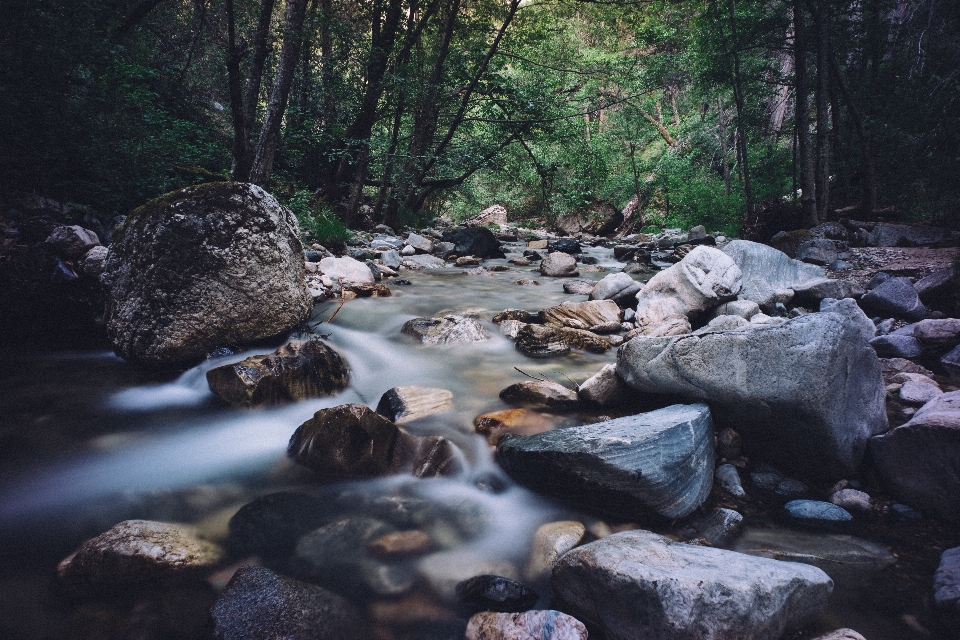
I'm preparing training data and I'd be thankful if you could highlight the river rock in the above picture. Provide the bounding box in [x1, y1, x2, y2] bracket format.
[712, 299, 760, 320]
[793, 277, 863, 303]
[577, 364, 628, 407]
[562, 280, 594, 295]
[723, 239, 824, 289]
[418, 551, 520, 603]
[541, 300, 621, 329]
[406, 232, 434, 253]
[935, 546, 960, 628]
[376, 385, 454, 424]
[552, 529, 832, 640]
[466, 611, 588, 640]
[474, 409, 556, 444]
[829, 488, 873, 512]
[869, 390, 960, 523]
[493, 309, 540, 324]
[618, 312, 888, 480]
[288, 404, 462, 480]
[524, 521, 586, 582]
[715, 464, 747, 497]
[540, 252, 579, 277]
[402, 315, 489, 344]
[499, 319, 526, 338]
[210, 565, 361, 640]
[896, 373, 942, 404]
[206, 339, 349, 407]
[319, 255, 375, 285]
[914, 318, 960, 348]
[45, 224, 100, 258]
[694, 507, 744, 547]
[226, 492, 331, 559]
[380, 249, 402, 269]
[783, 500, 853, 531]
[860, 277, 928, 320]
[101, 183, 311, 368]
[441, 227, 505, 258]
[80, 244, 110, 279]
[368, 530, 433, 558]
[866, 222, 951, 247]
[589, 272, 639, 301]
[944, 345, 960, 377]
[796, 238, 841, 265]
[515, 324, 570, 357]
[58, 519, 223, 585]
[819, 297, 876, 342]
[499, 380, 580, 410]
[456, 575, 539, 614]
[496, 403, 714, 520]
[869, 333, 923, 358]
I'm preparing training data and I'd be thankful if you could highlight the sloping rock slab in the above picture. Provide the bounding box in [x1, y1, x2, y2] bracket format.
[541, 300, 621, 329]
[723, 239, 824, 290]
[617, 313, 888, 480]
[552, 530, 832, 640]
[496, 404, 714, 520]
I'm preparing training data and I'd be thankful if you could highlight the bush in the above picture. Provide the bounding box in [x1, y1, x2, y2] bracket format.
[287, 190, 352, 245]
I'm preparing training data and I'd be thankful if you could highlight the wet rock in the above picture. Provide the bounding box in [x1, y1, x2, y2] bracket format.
[58, 520, 223, 585]
[402, 315, 489, 344]
[368, 530, 434, 558]
[456, 575, 539, 614]
[515, 324, 570, 357]
[524, 521, 586, 582]
[589, 272, 641, 302]
[783, 500, 853, 531]
[715, 464, 747, 497]
[102, 183, 311, 368]
[811, 630, 867, 640]
[376, 385, 454, 424]
[869, 333, 923, 358]
[404, 254, 447, 269]
[226, 492, 331, 559]
[509, 257, 531, 266]
[829, 488, 873, 512]
[499, 380, 580, 410]
[588, 321, 623, 334]
[493, 309, 540, 324]
[717, 427, 742, 459]
[712, 299, 760, 320]
[210, 565, 361, 640]
[750, 465, 810, 499]
[45, 224, 100, 258]
[441, 227, 505, 259]
[499, 319, 526, 338]
[934, 546, 960, 628]
[541, 300, 621, 330]
[368, 593, 458, 627]
[474, 409, 556, 444]
[466, 610, 588, 640]
[869, 391, 960, 523]
[562, 280, 594, 295]
[553, 529, 832, 640]
[860, 277, 927, 321]
[527, 239, 548, 250]
[418, 551, 520, 603]
[553, 326, 612, 353]
[456, 255, 482, 266]
[539, 252, 579, 277]
[287, 404, 462, 480]
[497, 404, 714, 520]
[618, 313, 888, 480]
[820, 297, 876, 342]
[577, 364, 628, 407]
[206, 339, 349, 407]
[319, 255, 376, 285]
[796, 238, 840, 265]
[548, 238, 582, 255]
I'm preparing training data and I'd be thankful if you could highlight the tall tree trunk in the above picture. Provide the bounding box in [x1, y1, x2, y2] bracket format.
[726, 0, 754, 218]
[828, 59, 849, 208]
[814, 0, 830, 221]
[829, 52, 877, 213]
[767, 22, 794, 141]
[794, 0, 817, 225]
[717, 98, 732, 195]
[231, 0, 277, 180]
[225, 0, 246, 177]
[249, 0, 310, 187]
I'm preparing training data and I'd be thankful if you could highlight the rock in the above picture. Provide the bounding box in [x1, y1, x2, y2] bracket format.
[557, 201, 622, 237]
[499, 319, 526, 338]
[210, 565, 360, 640]
[588, 321, 623, 334]
[226, 492, 331, 559]
[287, 404, 462, 480]
[819, 297, 876, 342]
[898, 375, 942, 404]
[418, 551, 520, 603]
[768, 229, 814, 258]
[80, 245, 110, 278]
[368, 530, 434, 558]
[206, 339, 349, 407]
[45, 224, 100, 258]
[404, 254, 447, 269]
[810, 630, 867, 640]
[617, 313, 888, 480]
[562, 280, 594, 295]
[914, 318, 960, 348]
[621, 261, 652, 275]
[406, 232, 434, 253]
[717, 427, 742, 458]
[474, 409, 556, 445]
[456, 255, 483, 266]
[368, 594, 458, 627]
[466, 611, 588, 640]
[524, 521, 586, 582]
[869, 334, 923, 358]
[915, 266, 960, 315]
[548, 238, 582, 255]
[101, 183, 311, 368]
[723, 239, 825, 291]
[829, 488, 873, 511]
[441, 227, 506, 259]
[712, 299, 760, 320]
[733, 528, 895, 588]
[783, 500, 853, 531]
[540, 300, 621, 329]
[380, 249, 402, 269]
[456, 575, 539, 614]
[694, 507, 744, 547]
[715, 464, 747, 497]
[697, 315, 750, 333]
[539, 252, 579, 277]
[935, 546, 960, 627]
[749, 465, 810, 498]
[552, 529, 832, 640]
[633, 245, 741, 334]
[499, 380, 579, 410]
[515, 324, 570, 357]
[944, 345, 960, 377]
[796, 238, 840, 265]
[866, 222, 951, 247]
[869, 391, 960, 522]
[497, 404, 714, 520]
[576, 364, 628, 407]
[402, 315, 489, 344]
[509, 257, 531, 266]
[828, 260, 853, 271]
[319, 255, 376, 285]
[588, 272, 636, 301]
[376, 385, 454, 424]
[465, 204, 509, 227]
[811, 221, 849, 241]
[58, 520, 223, 585]
[793, 277, 863, 303]
[527, 239, 548, 250]
[401, 244, 417, 256]
[860, 277, 927, 320]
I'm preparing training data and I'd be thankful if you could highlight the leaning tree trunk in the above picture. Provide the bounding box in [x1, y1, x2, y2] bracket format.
[794, 0, 818, 226]
[814, 0, 831, 221]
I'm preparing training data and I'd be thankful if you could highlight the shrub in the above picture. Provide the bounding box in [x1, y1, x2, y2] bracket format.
[287, 190, 352, 245]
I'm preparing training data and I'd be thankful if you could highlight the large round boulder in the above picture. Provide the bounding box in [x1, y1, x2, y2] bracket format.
[101, 182, 312, 368]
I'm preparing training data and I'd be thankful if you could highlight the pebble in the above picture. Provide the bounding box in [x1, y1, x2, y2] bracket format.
[829, 489, 873, 512]
[465, 610, 588, 640]
[715, 464, 747, 498]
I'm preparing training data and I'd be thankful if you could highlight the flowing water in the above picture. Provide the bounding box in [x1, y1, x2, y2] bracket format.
[0, 246, 953, 639]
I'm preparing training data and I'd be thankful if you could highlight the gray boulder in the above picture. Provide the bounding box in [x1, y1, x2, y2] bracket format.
[589, 272, 640, 301]
[80, 245, 110, 278]
[552, 530, 832, 640]
[379, 249, 401, 270]
[496, 404, 714, 520]
[403, 254, 446, 269]
[796, 238, 840, 266]
[935, 546, 960, 628]
[577, 363, 628, 407]
[45, 224, 100, 258]
[102, 183, 311, 368]
[944, 345, 960, 377]
[793, 277, 863, 304]
[860, 277, 927, 320]
[617, 313, 888, 480]
[540, 252, 579, 277]
[722, 239, 824, 290]
[869, 334, 923, 358]
[820, 298, 875, 342]
[401, 315, 489, 344]
[405, 232, 433, 253]
[712, 299, 760, 320]
[866, 223, 951, 247]
[500, 380, 580, 410]
[319, 255, 375, 285]
[376, 385, 454, 424]
[914, 318, 960, 348]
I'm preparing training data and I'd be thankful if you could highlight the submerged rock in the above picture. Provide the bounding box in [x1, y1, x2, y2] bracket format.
[466, 611, 588, 640]
[782, 500, 853, 531]
[456, 575, 539, 614]
[402, 315, 489, 344]
[499, 380, 580, 410]
[552, 529, 832, 640]
[497, 404, 714, 520]
[102, 182, 311, 368]
[226, 492, 331, 559]
[418, 551, 520, 603]
[474, 408, 557, 444]
[206, 339, 349, 407]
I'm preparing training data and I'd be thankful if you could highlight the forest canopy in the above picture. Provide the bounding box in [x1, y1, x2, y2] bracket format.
[1, 0, 958, 236]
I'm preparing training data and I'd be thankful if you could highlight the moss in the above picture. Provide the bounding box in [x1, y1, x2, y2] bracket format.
[115, 181, 243, 244]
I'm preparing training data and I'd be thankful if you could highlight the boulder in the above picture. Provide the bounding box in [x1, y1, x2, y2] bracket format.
[944, 345, 960, 377]
[577, 364, 628, 407]
[206, 339, 349, 407]
[860, 277, 927, 320]
[617, 313, 888, 480]
[539, 252, 579, 277]
[456, 575, 539, 614]
[441, 227, 506, 259]
[793, 277, 863, 303]
[562, 280, 595, 295]
[45, 224, 100, 258]
[914, 318, 960, 348]
[540, 300, 621, 329]
[796, 238, 840, 266]
[210, 565, 361, 640]
[499, 380, 580, 410]
[552, 530, 832, 640]
[376, 385, 454, 424]
[515, 324, 570, 357]
[869, 391, 960, 523]
[380, 249, 402, 269]
[819, 297, 876, 342]
[319, 255, 375, 285]
[401, 315, 489, 344]
[58, 520, 223, 585]
[723, 239, 825, 290]
[869, 334, 923, 358]
[466, 611, 588, 640]
[548, 238, 582, 255]
[782, 499, 853, 531]
[712, 299, 760, 320]
[496, 404, 714, 520]
[811, 221, 849, 241]
[405, 232, 434, 253]
[866, 223, 951, 247]
[101, 183, 311, 368]
[80, 245, 110, 278]
[557, 201, 623, 237]
[465, 204, 508, 227]
[589, 272, 640, 301]
[287, 404, 462, 480]
[403, 254, 447, 269]
[693, 507, 744, 547]
[915, 266, 960, 315]
[524, 521, 586, 582]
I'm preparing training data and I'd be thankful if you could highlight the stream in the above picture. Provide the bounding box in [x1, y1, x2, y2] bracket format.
[0, 246, 951, 639]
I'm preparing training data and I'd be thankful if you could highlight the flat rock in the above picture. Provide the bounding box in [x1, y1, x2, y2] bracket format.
[783, 500, 853, 531]
[456, 575, 539, 614]
[860, 277, 927, 320]
[524, 521, 586, 582]
[474, 408, 556, 444]
[712, 299, 760, 320]
[869, 333, 923, 358]
[403, 254, 447, 269]
[402, 315, 489, 344]
[319, 255, 375, 285]
[499, 380, 580, 410]
[515, 324, 570, 357]
[376, 385, 454, 424]
[466, 611, 588, 640]
[552, 529, 832, 640]
[914, 318, 960, 348]
[540, 252, 579, 277]
[541, 300, 621, 329]
[793, 277, 863, 303]
[496, 404, 714, 520]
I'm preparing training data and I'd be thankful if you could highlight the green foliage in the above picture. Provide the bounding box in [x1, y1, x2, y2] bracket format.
[287, 190, 352, 245]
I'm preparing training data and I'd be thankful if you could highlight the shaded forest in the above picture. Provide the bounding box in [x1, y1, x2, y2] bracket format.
[2, 0, 958, 237]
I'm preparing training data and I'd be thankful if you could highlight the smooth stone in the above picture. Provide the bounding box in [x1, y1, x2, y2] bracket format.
[783, 500, 853, 530]
[466, 611, 588, 640]
[206, 339, 349, 407]
[819, 297, 876, 342]
[441, 227, 506, 259]
[406, 232, 434, 253]
[866, 222, 951, 247]
[589, 272, 637, 301]
[404, 254, 447, 269]
[914, 318, 960, 348]
[712, 299, 760, 320]
[368, 530, 434, 558]
[869, 333, 924, 358]
[226, 492, 331, 559]
[796, 238, 840, 265]
[515, 324, 570, 357]
[860, 277, 928, 320]
[456, 575, 539, 614]
[402, 315, 489, 344]
[540, 300, 621, 329]
[376, 385, 454, 424]
[553, 529, 832, 640]
[793, 277, 862, 303]
[723, 239, 825, 291]
[418, 551, 519, 603]
[58, 520, 223, 585]
[523, 521, 586, 582]
[401, 244, 417, 256]
[898, 378, 942, 404]
[499, 380, 580, 410]
[496, 404, 714, 520]
[540, 252, 579, 277]
[829, 488, 873, 511]
[694, 507, 744, 547]
[934, 546, 960, 627]
[380, 249, 401, 269]
[320, 255, 376, 286]
[715, 464, 747, 498]
[944, 344, 960, 377]
[474, 408, 556, 445]
[210, 566, 361, 640]
[577, 363, 628, 407]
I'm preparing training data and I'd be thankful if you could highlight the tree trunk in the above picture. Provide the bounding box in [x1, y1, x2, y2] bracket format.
[726, 0, 754, 218]
[767, 23, 794, 140]
[794, 0, 817, 226]
[717, 98, 731, 195]
[814, 0, 830, 221]
[829, 52, 877, 213]
[248, 0, 310, 187]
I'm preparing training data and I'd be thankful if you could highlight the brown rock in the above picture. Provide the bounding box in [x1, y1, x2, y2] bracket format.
[499, 380, 579, 410]
[553, 326, 612, 353]
[540, 300, 621, 329]
[524, 521, 586, 581]
[717, 427, 742, 459]
[376, 385, 454, 424]
[466, 611, 588, 640]
[515, 324, 570, 358]
[368, 530, 434, 558]
[474, 408, 557, 444]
